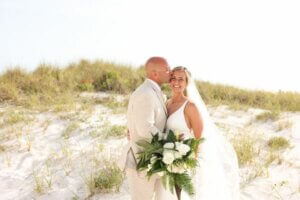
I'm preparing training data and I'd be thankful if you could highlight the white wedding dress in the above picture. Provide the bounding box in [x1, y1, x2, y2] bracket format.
[161, 99, 240, 200]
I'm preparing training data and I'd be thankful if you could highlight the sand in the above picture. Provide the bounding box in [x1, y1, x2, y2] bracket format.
[0, 92, 299, 200]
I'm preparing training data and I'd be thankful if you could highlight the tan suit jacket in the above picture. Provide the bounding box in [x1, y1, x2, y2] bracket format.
[118, 79, 167, 170]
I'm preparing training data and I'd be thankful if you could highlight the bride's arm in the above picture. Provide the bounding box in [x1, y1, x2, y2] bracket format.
[186, 102, 203, 139]
[185, 102, 203, 157]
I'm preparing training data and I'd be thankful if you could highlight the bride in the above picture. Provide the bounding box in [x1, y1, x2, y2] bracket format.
[159, 66, 240, 200]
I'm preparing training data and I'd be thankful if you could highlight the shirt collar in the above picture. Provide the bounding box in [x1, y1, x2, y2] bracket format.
[146, 78, 161, 91]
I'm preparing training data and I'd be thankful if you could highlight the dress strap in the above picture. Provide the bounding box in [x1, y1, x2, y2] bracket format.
[183, 99, 189, 107]
[180, 100, 189, 113]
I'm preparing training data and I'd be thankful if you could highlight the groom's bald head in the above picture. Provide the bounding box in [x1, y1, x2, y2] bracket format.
[145, 57, 170, 85]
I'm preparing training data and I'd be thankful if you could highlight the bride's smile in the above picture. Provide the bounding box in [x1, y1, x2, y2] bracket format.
[170, 70, 187, 94]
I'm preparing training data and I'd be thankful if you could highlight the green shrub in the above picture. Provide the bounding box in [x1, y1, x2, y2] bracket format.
[94, 71, 120, 92]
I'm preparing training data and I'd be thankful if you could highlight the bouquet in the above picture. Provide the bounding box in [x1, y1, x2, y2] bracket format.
[136, 130, 204, 199]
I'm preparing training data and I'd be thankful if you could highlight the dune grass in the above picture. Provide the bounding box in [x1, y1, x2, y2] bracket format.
[231, 134, 256, 166]
[1, 59, 299, 112]
[196, 81, 300, 112]
[33, 170, 45, 194]
[62, 122, 80, 139]
[95, 96, 129, 114]
[0, 110, 34, 128]
[107, 125, 127, 138]
[101, 123, 127, 139]
[268, 136, 290, 151]
[0, 145, 5, 153]
[82, 159, 124, 196]
[265, 151, 283, 167]
[93, 161, 124, 193]
[256, 111, 280, 122]
[276, 120, 293, 132]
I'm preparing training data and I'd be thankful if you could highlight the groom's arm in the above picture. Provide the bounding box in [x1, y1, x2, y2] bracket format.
[133, 92, 161, 140]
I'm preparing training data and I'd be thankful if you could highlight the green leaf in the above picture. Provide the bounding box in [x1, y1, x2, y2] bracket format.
[184, 158, 198, 168]
[168, 174, 175, 194]
[174, 173, 194, 196]
[151, 133, 159, 142]
[166, 130, 176, 142]
[136, 138, 164, 171]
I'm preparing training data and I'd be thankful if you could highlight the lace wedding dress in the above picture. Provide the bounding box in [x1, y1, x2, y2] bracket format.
[160, 99, 240, 200]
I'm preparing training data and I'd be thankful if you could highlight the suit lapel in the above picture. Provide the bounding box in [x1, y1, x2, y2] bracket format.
[145, 80, 167, 114]
[156, 90, 168, 114]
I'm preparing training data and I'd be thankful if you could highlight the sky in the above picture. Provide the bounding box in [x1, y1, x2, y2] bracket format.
[0, 0, 299, 92]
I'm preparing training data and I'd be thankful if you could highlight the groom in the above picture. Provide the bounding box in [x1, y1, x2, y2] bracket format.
[118, 57, 170, 200]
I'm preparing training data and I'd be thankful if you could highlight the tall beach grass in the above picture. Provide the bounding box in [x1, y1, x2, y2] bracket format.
[1, 59, 299, 112]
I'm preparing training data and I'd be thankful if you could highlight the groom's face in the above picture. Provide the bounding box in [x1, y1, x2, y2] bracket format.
[156, 62, 171, 84]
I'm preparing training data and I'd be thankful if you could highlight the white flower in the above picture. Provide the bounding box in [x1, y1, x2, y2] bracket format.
[157, 171, 164, 177]
[163, 142, 175, 149]
[150, 156, 158, 164]
[162, 150, 175, 165]
[175, 165, 186, 174]
[176, 142, 191, 156]
[175, 142, 181, 148]
[174, 151, 182, 159]
[147, 163, 152, 172]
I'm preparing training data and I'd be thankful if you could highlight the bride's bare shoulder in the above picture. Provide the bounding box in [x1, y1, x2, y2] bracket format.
[186, 100, 197, 109]
[185, 101, 200, 116]
[185, 101, 203, 138]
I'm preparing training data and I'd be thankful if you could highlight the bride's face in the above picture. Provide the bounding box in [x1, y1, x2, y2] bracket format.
[170, 70, 187, 94]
